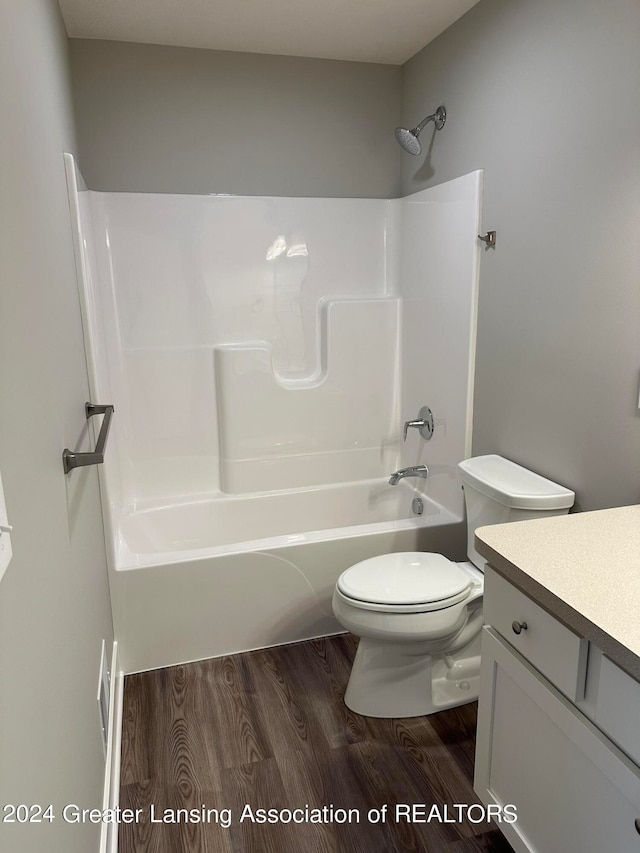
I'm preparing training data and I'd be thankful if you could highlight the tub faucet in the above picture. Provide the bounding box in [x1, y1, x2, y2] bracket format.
[388, 465, 429, 485]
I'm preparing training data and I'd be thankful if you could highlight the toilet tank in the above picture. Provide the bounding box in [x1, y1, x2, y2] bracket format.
[458, 455, 575, 570]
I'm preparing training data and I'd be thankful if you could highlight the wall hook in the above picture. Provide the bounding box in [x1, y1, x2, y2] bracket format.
[478, 230, 497, 247]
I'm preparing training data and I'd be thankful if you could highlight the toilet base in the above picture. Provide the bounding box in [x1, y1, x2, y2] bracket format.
[344, 635, 481, 718]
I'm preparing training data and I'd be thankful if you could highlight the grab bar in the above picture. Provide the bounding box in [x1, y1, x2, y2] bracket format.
[63, 402, 114, 474]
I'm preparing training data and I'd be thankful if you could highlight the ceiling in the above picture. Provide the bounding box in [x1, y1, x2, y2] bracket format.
[57, 0, 481, 66]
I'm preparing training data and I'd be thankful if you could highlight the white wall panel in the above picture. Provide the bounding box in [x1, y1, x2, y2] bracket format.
[399, 171, 482, 515]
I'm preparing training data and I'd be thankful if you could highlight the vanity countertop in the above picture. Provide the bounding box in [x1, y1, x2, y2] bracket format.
[475, 504, 640, 681]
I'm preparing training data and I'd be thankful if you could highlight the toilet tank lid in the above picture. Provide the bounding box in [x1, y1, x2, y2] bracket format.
[458, 455, 575, 510]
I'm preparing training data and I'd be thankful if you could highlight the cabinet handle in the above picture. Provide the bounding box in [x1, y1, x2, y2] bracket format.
[512, 620, 528, 635]
[635, 818, 640, 835]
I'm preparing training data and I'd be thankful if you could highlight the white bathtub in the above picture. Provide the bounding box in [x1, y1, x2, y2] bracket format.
[110, 479, 465, 673]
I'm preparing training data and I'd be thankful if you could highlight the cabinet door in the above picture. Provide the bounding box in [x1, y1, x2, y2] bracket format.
[475, 627, 640, 853]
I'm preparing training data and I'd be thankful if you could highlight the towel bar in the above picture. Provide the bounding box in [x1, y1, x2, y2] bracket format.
[63, 402, 114, 474]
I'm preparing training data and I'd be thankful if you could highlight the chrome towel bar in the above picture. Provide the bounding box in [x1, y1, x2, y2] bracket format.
[63, 402, 114, 474]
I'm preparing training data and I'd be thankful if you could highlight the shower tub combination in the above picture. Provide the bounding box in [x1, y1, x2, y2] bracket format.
[65, 155, 482, 674]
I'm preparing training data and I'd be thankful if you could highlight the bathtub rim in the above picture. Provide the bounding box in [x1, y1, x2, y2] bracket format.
[113, 491, 463, 572]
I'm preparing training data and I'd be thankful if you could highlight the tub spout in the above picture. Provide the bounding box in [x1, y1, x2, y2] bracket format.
[388, 465, 429, 485]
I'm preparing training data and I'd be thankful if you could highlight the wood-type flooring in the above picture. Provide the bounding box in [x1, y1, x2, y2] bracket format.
[120, 633, 514, 852]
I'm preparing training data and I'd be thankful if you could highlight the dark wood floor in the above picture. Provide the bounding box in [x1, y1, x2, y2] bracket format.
[120, 634, 513, 852]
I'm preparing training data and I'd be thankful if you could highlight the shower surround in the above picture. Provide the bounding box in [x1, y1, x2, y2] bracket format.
[66, 155, 482, 672]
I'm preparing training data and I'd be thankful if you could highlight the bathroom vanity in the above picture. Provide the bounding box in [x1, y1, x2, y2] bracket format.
[473, 505, 640, 853]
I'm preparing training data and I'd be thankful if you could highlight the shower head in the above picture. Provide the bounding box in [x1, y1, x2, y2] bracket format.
[395, 127, 423, 156]
[395, 105, 446, 155]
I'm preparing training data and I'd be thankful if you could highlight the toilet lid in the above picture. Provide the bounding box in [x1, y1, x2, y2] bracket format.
[337, 552, 472, 606]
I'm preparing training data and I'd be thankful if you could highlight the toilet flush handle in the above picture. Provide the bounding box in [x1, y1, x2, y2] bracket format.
[403, 406, 434, 441]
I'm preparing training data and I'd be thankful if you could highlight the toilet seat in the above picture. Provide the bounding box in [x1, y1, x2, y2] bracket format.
[336, 552, 474, 614]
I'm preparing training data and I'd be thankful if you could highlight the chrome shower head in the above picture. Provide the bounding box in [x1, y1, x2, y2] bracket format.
[395, 105, 446, 155]
[395, 127, 422, 155]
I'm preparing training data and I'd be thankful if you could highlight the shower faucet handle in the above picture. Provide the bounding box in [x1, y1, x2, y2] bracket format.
[403, 419, 425, 440]
[403, 406, 435, 441]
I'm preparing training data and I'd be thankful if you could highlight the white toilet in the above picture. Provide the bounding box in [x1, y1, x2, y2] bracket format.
[332, 454, 574, 718]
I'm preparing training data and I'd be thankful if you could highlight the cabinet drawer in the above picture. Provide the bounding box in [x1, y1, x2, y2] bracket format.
[595, 655, 640, 767]
[484, 566, 588, 701]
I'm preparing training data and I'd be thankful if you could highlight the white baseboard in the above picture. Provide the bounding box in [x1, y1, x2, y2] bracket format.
[100, 641, 124, 853]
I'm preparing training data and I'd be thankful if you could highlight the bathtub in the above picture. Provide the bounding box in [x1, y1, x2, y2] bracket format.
[109, 479, 465, 673]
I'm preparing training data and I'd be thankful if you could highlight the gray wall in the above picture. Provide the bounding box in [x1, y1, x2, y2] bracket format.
[69, 39, 403, 197]
[401, 0, 640, 511]
[0, 2, 113, 850]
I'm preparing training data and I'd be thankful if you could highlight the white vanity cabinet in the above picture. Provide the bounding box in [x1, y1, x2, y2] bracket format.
[475, 567, 640, 853]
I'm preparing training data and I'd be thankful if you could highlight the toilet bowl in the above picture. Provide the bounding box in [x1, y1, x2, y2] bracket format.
[333, 553, 484, 717]
[332, 454, 575, 718]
